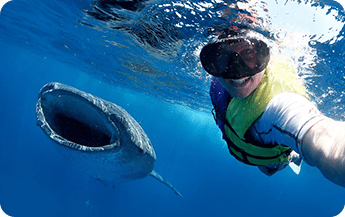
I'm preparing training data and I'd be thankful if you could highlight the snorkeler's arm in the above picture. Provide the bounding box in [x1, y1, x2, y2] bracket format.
[301, 118, 345, 187]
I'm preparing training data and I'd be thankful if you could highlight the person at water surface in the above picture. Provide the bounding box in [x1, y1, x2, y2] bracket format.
[200, 27, 345, 188]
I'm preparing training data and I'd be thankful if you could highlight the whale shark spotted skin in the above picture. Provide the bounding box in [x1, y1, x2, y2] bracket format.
[36, 82, 182, 197]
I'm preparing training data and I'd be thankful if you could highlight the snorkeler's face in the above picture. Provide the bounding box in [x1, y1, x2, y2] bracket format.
[200, 37, 270, 79]
[220, 40, 258, 69]
[217, 69, 265, 98]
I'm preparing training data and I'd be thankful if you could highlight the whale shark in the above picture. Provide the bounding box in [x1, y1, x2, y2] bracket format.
[36, 82, 182, 197]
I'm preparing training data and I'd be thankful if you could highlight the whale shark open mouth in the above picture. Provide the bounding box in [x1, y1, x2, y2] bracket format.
[36, 83, 120, 151]
[41, 94, 115, 147]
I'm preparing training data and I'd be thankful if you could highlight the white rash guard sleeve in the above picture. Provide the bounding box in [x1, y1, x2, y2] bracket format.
[248, 92, 325, 160]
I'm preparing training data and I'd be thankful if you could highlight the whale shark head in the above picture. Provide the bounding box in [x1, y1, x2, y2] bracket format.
[36, 82, 156, 182]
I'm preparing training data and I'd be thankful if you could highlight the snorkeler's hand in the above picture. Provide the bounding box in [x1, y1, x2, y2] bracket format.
[301, 118, 345, 187]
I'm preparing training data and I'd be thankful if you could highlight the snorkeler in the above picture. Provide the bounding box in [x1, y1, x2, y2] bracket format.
[200, 27, 345, 187]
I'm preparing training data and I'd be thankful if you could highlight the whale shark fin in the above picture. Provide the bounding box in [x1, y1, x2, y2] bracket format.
[149, 170, 183, 198]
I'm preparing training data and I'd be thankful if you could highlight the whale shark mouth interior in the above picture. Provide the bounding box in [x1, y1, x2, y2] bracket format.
[41, 92, 118, 148]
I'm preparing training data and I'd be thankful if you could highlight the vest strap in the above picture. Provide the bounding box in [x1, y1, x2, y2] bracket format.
[223, 57, 307, 166]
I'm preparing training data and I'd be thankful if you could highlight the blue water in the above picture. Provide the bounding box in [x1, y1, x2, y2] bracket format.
[1, 0, 345, 216]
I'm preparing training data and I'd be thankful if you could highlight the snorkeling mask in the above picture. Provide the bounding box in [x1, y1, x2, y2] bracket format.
[200, 37, 270, 79]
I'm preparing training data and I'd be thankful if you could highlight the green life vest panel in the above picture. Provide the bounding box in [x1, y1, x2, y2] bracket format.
[224, 57, 309, 166]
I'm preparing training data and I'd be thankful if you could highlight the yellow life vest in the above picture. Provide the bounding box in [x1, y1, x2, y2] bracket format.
[224, 57, 309, 166]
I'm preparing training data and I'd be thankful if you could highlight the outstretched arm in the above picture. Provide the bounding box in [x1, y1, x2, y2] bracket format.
[301, 118, 345, 187]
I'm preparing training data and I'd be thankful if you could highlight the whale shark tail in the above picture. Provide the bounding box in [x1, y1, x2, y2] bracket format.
[149, 170, 183, 198]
